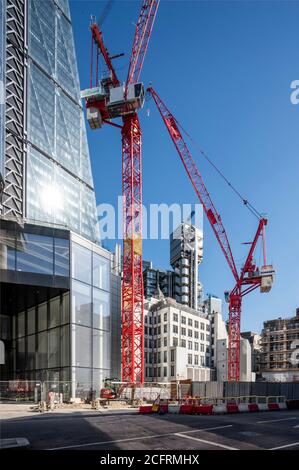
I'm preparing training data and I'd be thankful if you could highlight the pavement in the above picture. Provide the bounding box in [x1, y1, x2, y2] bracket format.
[0, 408, 299, 450]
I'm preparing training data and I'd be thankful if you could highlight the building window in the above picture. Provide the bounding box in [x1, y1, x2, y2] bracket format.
[200, 322, 204, 330]
[164, 351, 167, 362]
[181, 339, 186, 348]
[188, 318, 193, 327]
[54, 237, 70, 277]
[173, 337, 178, 346]
[200, 356, 205, 366]
[72, 280, 92, 327]
[194, 355, 199, 365]
[171, 365, 175, 377]
[93, 253, 109, 291]
[17, 233, 54, 275]
[206, 334, 210, 341]
[194, 342, 199, 351]
[37, 303, 47, 332]
[164, 313, 167, 321]
[188, 354, 192, 365]
[145, 326, 148, 334]
[164, 337, 167, 347]
[171, 349, 175, 361]
[200, 333, 204, 341]
[181, 316, 186, 325]
[188, 341, 192, 350]
[93, 288, 110, 331]
[74, 325, 92, 367]
[158, 315, 161, 324]
[200, 344, 204, 352]
[188, 329, 193, 337]
[194, 331, 199, 339]
[181, 327, 186, 336]
[195, 321, 199, 329]
[173, 325, 178, 334]
[164, 324, 167, 333]
[173, 313, 178, 322]
[164, 366, 167, 377]
[72, 243, 92, 284]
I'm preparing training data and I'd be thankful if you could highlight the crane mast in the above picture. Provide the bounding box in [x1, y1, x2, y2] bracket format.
[147, 87, 274, 381]
[82, 1, 159, 384]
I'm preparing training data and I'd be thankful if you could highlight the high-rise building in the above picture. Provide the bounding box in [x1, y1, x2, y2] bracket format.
[0, 0, 120, 398]
[143, 264, 175, 300]
[260, 309, 299, 382]
[170, 222, 203, 310]
[143, 220, 204, 312]
[1, 0, 99, 241]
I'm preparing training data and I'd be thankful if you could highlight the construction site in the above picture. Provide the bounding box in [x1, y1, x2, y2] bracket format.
[0, 0, 299, 454]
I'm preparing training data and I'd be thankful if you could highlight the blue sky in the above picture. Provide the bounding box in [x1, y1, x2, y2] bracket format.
[70, 0, 299, 332]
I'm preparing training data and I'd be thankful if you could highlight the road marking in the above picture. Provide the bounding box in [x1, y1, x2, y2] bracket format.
[175, 433, 238, 450]
[270, 442, 299, 450]
[257, 417, 298, 424]
[48, 425, 233, 450]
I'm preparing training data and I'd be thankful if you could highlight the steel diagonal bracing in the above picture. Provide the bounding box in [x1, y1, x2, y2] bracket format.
[2, 0, 26, 217]
[121, 114, 144, 384]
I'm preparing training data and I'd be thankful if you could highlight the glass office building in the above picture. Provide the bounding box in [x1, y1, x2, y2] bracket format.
[0, 1, 120, 396]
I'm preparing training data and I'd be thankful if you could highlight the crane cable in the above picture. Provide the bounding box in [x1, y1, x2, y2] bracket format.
[173, 117, 263, 220]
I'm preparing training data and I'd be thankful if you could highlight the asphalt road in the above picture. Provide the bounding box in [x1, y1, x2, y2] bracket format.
[1, 409, 299, 450]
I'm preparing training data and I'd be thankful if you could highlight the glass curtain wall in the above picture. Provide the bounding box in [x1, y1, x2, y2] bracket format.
[71, 239, 111, 398]
[12, 292, 70, 383]
[26, 0, 99, 242]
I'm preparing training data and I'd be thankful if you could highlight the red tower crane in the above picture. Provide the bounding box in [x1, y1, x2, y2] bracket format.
[81, 1, 159, 384]
[147, 87, 275, 381]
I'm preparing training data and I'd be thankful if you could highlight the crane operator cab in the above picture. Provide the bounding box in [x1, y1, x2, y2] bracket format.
[81, 78, 145, 129]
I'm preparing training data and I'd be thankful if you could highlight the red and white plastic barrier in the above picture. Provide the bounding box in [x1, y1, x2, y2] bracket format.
[139, 396, 287, 415]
